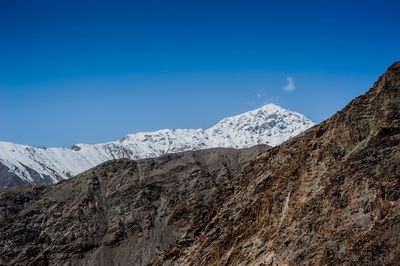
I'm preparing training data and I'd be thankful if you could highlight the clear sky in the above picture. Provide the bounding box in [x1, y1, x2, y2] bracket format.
[0, 0, 399, 147]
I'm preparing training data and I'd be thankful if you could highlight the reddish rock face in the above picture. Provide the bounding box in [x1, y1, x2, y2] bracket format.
[1, 62, 399, 266]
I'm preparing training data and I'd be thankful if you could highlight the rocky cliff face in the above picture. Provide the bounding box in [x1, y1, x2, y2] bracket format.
[0, 62, 399, 266]
[163, 61, 400, 265]
[0, 104, 313, 188]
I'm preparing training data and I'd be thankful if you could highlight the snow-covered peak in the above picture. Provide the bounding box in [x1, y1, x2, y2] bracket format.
[206, 103, 314, 147]
[0, 104, 315, 187]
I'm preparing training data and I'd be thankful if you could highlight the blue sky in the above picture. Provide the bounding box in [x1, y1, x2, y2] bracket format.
[0, 0, 399, 147]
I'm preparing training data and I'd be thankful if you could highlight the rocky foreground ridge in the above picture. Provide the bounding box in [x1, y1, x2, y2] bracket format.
[0, 62, 399, 265]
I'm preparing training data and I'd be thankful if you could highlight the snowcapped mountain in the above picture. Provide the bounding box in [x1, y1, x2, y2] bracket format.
[0, 104, 314, 187]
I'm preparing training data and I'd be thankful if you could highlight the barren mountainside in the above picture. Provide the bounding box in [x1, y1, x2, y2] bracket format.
[0, 104, 313, 188]
[0, 146, 270, 266]
[0, 61, 399, 266]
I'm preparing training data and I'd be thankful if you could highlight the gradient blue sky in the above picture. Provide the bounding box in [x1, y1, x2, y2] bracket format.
[0, 0, 399, 147]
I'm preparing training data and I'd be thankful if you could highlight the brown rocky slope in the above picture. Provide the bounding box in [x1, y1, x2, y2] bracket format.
[0, 146, 269, 265]
[1, 62, 400, 265]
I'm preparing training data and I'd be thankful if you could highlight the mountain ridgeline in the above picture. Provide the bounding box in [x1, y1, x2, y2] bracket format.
[0, 104, 313, 188]
[0, 61, 399, 265]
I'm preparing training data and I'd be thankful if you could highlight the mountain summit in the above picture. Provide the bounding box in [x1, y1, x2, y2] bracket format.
[0, 104, 314, 188]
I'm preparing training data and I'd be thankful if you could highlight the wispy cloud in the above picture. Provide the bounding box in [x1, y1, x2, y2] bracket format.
[283, 77, 295, 92]
[246, 92, 279, 108]
[264, 95, 279, 104]
[256, 93, 264, 99]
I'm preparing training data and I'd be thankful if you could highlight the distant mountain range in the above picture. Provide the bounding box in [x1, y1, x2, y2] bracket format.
[0, 103, 314, 187]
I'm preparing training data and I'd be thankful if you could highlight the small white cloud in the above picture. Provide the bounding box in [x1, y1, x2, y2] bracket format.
[283, 77, 295, 92]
